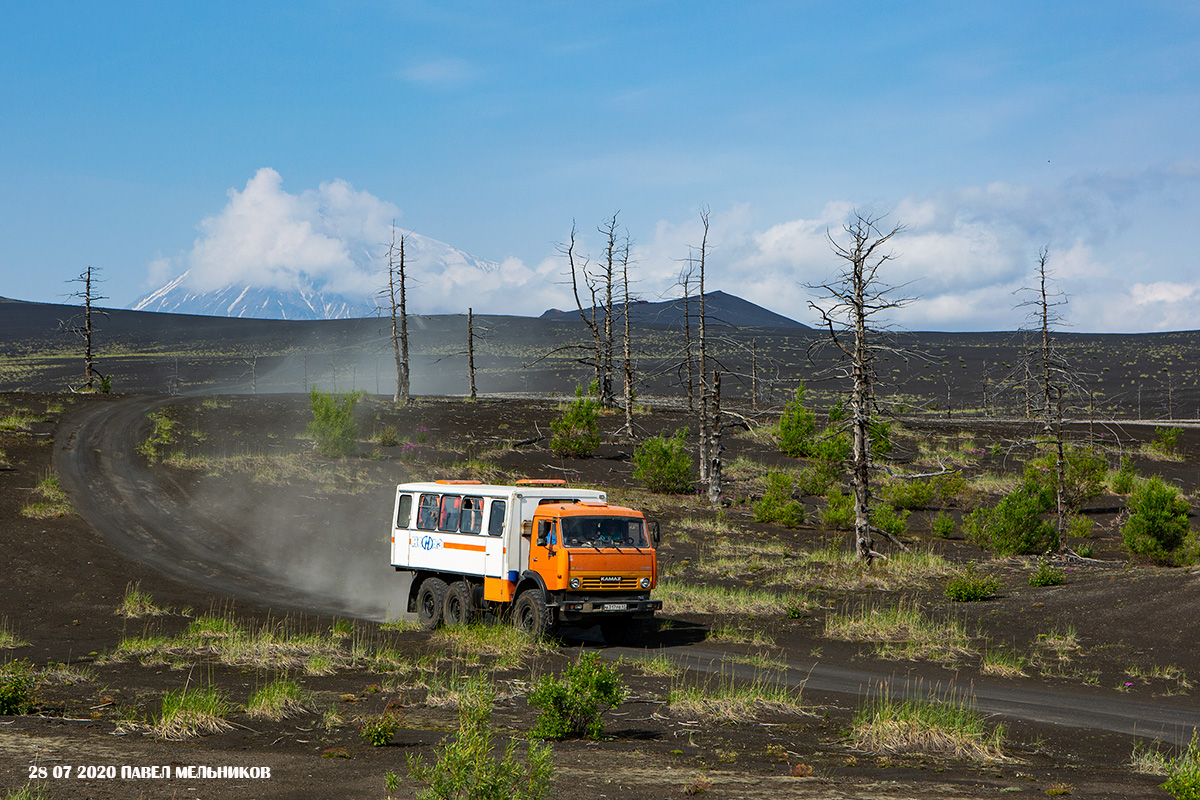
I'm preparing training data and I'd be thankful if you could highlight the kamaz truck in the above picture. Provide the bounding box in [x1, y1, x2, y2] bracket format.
[390, 479, 660, 643]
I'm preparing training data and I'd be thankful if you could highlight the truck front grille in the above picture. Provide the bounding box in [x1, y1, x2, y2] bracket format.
[578, 577, 639, 590]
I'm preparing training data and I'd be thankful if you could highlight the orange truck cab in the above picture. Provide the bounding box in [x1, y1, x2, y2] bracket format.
[390, 480, 661, 644]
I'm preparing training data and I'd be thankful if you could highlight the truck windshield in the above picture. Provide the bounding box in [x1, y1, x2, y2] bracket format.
[561, 516, 648, 548]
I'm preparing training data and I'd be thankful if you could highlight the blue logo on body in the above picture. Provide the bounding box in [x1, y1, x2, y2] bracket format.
[418, 535, 443, 551]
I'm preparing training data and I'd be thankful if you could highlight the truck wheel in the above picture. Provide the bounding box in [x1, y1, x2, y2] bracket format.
[416, 578, 448, 631]
[599, 618, 641, 646]
[443, 581, 474, 627]
[512, 590, 550, 637]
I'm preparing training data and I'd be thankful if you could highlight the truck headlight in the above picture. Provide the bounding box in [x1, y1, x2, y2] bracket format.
[640, 577, 651, 589]
[569, 577, 581, 589]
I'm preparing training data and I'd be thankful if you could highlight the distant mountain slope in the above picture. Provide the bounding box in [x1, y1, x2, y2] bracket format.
[130, 232, 499, 320]
[540, 290, 808, 329]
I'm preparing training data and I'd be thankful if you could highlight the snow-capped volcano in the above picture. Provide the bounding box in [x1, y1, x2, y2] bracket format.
[132, 231, 499, 320]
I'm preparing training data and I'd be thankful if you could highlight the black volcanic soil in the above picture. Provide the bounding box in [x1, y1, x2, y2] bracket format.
[1, 391, 1199, 798]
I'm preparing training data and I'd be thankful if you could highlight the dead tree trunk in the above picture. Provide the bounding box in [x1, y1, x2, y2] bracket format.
[621, 242, 634, 439]
[696, 209, 711, 483]
[808, 212, 909, 562]
[468, 308, 477, 401]
[64, 265, 108, 392]
[707, 369, 722, 508]
[384, 227, 410, 405]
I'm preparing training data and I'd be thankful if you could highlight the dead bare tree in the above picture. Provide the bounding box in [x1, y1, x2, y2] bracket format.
[620, 235, 635, 438]
[62, 265, 108, 392]
[380, 225, 411, 405]
[707, 369, 723, 507]
[468, 307, 477, 401]
[807, 212, 911, 561]
[693, 208, 713, 483]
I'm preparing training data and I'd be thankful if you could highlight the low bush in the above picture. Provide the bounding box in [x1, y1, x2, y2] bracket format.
[1029, 559, 1066, 587]
[821, 488, 854, 530]
[932, 511, 955, 538]
[1123, 476, 1193, 564]
[1021, 447, 1107, 513]
[528, 651, 626, 740]
[944, 566, 1000, 602]
[882, 479, 934, 510]
[360, 711, 402, 746]
[307, 387, 363, 457]
[1110, 458, 1138, 494]
[964, 488, 1058, 556]
[796, 459, 841, 496]
[550, 386, 601, 458]
[1152, 426, 1183, 457]
[777, 384, 817, 457]
[930, 472, 968, 505]
[632, 429, 694, 494]
[752, 471, 805, 528]
[0, 660, 34, 714]
[408, 675, 552, 800]
[870, 419, 893, 458]
[870, 504, 909, 538]
[1161, 731, 1200, 800]
[812, 432, 850, 465]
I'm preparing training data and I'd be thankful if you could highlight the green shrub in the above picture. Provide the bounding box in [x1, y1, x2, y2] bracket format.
[1110, 458, 1138, 494]
[1123, 476, 1192, 564]
[307, 387, 363, 457]
[376, 425, 400, 447]
[932, 511, 955, 538]
[882, 479, 934, 510]
[753, 471, 805, 528]
[869, 419, 893, 458]
[944, 566, 1000, 602]
[1029, 559, 1065, 587]
[777, 384, 816, 457]
[528, 651, 626, 740]
[796, 459, 841, 496]
[827, 399, 847, 423]
[812, 432, 850, 464]
[632, 429, 694, 493]
[360, 711, 401, 746]
[821, 487, 854, 530]
[408, 675, 552, 800]
[1162, 731, 1200, 800]
[1067, 515, 1093, 539]
[1153, 426, 1183, 457]
[550, 386, 601, 458]
[0, 660, 34, 714]
[1021, 447, 1106, 513]
[964, 489, 1058, 556]
[871, 504, 909, 538]
[930, 472, 968, 505]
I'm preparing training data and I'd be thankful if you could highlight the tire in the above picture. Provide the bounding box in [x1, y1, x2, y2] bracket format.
[599, 618, 641, 646]
[416, 577, 448, 631]
[512, 589, 551, 637]
[443, 581, 474, 627]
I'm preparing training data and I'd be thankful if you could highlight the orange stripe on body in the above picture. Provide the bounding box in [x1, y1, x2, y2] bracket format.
[444, 542, 488, 553]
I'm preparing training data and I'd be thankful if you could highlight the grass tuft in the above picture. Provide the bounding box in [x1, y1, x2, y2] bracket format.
[118, 582, 167, 618]
[852, 687, 1006, 762]
[668, 671, 807, 722]
[825, 600, 975, 663]
[246, 677, 308, 720]
[154, 683, 233, 739]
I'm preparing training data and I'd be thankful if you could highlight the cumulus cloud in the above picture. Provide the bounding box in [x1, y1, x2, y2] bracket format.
[183, 167, 397, 296]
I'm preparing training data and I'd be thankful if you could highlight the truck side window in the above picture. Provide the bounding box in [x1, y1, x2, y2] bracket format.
[396, 494, 413, 528]
[461, 496, 483, 534]
[488, 500, 506, 536]
[439, 495, 462, 532]
[416, 494, 438, 530]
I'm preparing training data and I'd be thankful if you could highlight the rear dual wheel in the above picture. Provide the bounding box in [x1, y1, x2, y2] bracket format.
[443, 581, 475, 627]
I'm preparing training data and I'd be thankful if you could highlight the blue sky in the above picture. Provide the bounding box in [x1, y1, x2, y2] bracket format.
[2, 1, 1198, 331]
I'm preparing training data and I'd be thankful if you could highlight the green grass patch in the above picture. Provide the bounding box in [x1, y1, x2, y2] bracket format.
[825, 601, 975, 663]
[852, 687, 1006, 762]
[154, 682, 233, 739]
[20, 471, 73, 519]
[118, 582, 167, 618]
[667, 671, 807, 722]
[0, 619, 29, 650]
[944, 566, 1000, 602]
[654, 580, 811, 616]
[246, 677, 308, 720]
[430, 623, 549, 670]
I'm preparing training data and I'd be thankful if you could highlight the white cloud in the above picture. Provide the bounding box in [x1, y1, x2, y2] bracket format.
[183, 167, 398, 296]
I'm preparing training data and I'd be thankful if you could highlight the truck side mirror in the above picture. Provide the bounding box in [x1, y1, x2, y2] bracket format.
[649, 520, 661, 546]
[536, 520, 551, 547]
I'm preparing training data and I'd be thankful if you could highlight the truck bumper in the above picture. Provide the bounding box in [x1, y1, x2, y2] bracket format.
[556, 598, 662, 620]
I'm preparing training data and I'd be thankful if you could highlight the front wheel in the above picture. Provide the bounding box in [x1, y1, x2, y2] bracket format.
[512, 589, 551, 637]
[416, 577, 448, 631]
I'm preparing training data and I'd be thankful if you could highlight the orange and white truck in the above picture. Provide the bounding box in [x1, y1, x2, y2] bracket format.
[390, 479, 661, 643]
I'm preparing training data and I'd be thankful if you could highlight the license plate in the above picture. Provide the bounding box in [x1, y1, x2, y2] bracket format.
[602, 603, 628, 612]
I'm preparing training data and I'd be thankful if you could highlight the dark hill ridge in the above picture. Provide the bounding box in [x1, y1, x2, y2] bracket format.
[540, 290, 808, 329]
